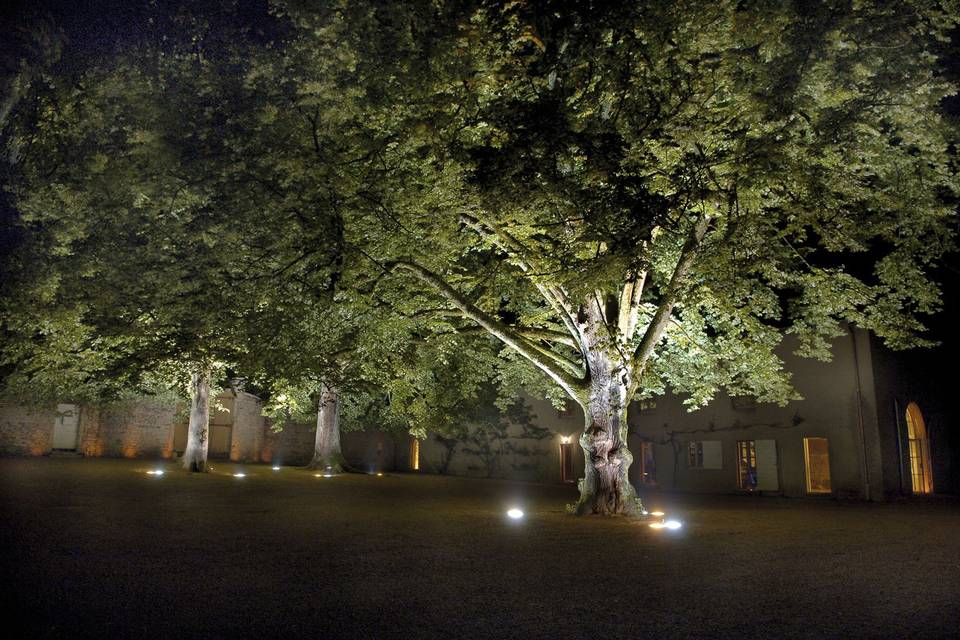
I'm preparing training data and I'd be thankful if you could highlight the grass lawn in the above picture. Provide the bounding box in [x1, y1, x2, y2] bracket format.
[1, 458, 958, 639]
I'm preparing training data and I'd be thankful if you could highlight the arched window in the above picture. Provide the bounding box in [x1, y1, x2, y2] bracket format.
[905, 402, 933, 494]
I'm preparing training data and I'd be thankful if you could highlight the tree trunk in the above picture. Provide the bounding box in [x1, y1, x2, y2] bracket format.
[574, 353, 643, 516]
[306, 383, 345, 472]
[181, 370, 211, 472]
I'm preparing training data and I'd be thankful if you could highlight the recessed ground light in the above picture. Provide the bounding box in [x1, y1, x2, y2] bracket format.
[146, 470, 164, 476]
[233, 473, 246, 478]
[650, 511, 665, 517]
[649, 522, 666, 529]
[376, 472, 384, 477]
[272, 466, 281, 471]
[664, 520, 682, 530]
[507, 508, 524, 520]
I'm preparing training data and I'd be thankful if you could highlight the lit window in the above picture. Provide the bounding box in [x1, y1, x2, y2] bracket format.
[803, 437, 832, 494]
[905, 402, 933, 494]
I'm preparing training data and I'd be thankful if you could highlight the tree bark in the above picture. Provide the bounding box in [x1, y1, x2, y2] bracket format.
[181, 370, 211, 472]
[573, 350, 643, 516]
[306, 383, 345, 472]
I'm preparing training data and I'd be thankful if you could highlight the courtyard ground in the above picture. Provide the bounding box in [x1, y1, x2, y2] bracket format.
[1, 458, 958, 639]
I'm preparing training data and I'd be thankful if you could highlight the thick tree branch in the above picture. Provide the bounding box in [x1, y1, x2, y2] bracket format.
[617, 261, 648, 344]
[388, 260, 587, 395]
[460, 213, 584, 347]
[632, 216, 711, 374]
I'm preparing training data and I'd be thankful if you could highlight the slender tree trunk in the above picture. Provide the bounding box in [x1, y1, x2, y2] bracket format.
[306, 383, 345, 472]
[181, 370, 211, 472]
[574, 352, 643, 516]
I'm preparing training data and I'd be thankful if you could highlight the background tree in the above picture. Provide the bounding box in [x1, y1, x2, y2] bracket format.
[1, 1, 294, 471]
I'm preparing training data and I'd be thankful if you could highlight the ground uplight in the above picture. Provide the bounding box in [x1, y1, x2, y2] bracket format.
[272, 466, 281, 471]
[233, 473, 246, 478]
[146, 470, 164, 476]
[507, 508, 524, 520]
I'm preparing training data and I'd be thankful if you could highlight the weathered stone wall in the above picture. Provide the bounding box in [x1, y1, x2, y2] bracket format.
[230, 392, 265, 462]
[261, 419, 314, 466]
[84, 398, 180, 459]
[342, 429, 397, 473]
[0, 404, 56, 456]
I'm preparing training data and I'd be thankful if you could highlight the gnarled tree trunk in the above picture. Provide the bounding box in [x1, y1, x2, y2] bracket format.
[181, 370, 211, 472]
[306, 383, 345, 472]
[574, 349, 643, 516]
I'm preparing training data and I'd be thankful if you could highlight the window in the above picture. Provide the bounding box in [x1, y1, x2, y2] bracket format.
[737, 440, 757, 490]
[905, 402, 933, 494]
[803, 437, 832, 494]
[688, 441, 722, 469]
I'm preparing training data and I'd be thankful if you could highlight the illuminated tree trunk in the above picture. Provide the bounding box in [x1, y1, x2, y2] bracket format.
[574, 352, 642, 516]
[306, 383, 345, 472]
[181, 370, 211, 472]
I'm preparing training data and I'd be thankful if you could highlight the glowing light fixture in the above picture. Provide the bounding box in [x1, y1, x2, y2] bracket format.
[233, 473, 246, 478]
[507, 508, 524, 520]
[648, 522, 666, 529]
[376, 472, 384, 477]
[315, 473, 333, 478]
[146, 470, 164, 476]
[272, 466, 281, 471]
[664, 520, 682, 530]
[650, 511, 665, 517]
[560, 435, 571, 444]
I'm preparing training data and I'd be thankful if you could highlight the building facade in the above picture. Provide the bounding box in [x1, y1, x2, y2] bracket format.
[1, 329, 954, 499]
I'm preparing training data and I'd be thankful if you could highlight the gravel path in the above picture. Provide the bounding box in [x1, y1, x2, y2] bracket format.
[1, 458, 958, 639]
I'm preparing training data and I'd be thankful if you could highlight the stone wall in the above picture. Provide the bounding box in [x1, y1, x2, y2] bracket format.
[0, 404, 56, 456]
[230, 392, 266, 463]
[85, 398, 180, 459]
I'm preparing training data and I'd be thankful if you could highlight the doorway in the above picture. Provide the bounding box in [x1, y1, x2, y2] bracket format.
[52, 404, 80, 450]
[803, 437, 832, 494]
[905, 402, 933, 494]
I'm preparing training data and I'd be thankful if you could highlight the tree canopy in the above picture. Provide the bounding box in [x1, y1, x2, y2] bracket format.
[1, 0, 956, 511]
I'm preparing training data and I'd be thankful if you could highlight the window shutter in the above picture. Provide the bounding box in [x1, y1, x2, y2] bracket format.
[756, 439, 779, 490]
[702, 441, 722, 469]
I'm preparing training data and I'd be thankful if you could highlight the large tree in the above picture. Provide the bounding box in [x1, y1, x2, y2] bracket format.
[1, 1, 295, 471]
[294, 0, 958, 514]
